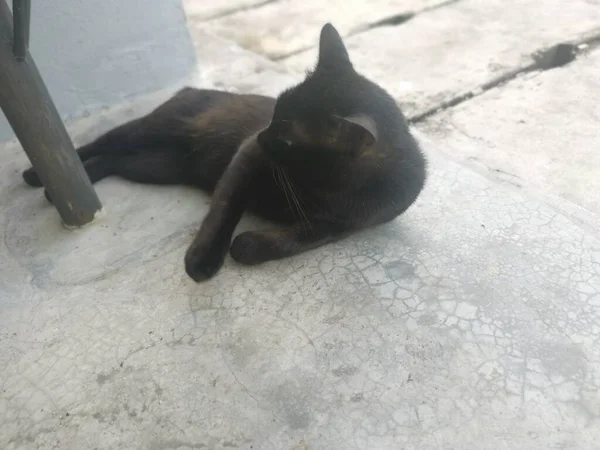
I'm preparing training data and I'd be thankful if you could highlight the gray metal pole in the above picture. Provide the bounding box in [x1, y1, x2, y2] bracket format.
[12, 0, 30, 59]
[0, 0, 102, 227]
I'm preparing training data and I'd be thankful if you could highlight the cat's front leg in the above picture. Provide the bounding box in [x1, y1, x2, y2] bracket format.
[185, 134, 263, 281]
[185, 217, 239, 282]
[230, 224, 346, 265]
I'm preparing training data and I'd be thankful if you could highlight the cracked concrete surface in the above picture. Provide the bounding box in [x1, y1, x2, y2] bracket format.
[3, 131, 600, 449]
[2, 1, 600, 449]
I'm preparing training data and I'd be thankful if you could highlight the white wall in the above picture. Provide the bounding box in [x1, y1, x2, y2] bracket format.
[0, 0, 196, 140]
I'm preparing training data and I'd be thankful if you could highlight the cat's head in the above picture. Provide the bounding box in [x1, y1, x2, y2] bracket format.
[258, 24, 395, 174]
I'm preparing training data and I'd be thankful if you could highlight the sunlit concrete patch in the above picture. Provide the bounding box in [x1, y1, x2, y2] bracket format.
[199, 0, 446, 59]
[283, 0, 600, 119]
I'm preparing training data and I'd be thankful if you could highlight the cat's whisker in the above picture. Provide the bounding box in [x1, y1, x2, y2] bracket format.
[271, 166, 283, 191]
[275, 166, 298, 226]
[275, 166, 303, 231]
[281, 169, 312, 232]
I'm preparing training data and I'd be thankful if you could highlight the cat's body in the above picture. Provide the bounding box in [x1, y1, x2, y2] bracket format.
[23, 24, 426, 281]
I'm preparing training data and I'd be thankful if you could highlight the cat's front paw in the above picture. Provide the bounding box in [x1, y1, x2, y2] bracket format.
[184, 238, 228, 282]
[230, 231, 276, 265]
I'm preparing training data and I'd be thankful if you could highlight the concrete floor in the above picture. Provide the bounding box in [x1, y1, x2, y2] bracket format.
[2, 1, 600, 449]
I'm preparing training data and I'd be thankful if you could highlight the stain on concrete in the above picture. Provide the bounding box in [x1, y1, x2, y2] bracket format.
[96, 368, 119, 385]
[332, 365, 358, 377]
[384, 259, 417, 280]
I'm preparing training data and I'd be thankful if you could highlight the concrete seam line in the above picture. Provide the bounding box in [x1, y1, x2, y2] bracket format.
[408, 27, 600, 124]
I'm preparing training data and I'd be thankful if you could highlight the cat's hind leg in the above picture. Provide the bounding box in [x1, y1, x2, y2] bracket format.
[22, 117, 147, 187]
[44, 149, 191, 203]
[23, 87, 223, 188]
[42, 155, 116, 203]
[114, 150, 193, 185]
[24, 143, 117, 188]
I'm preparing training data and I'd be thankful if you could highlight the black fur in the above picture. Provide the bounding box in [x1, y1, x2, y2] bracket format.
[23, 24, 427, 281]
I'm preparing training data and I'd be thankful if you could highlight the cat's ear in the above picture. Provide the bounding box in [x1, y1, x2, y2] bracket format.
[316, 23, 352, 72]
[337, 114, 378, 147]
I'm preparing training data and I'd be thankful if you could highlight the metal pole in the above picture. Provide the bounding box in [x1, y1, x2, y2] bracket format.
[0, 0, 102, 227]
[12, 0, 29, 59]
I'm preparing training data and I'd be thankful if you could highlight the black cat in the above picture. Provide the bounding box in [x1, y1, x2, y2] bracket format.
[23, 24, 427, 282]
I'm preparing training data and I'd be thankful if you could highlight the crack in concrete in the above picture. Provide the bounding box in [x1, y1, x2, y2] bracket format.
[351, 0, 463, 35]
[357, 12, 415, 32]
[199, 0, 281, 22]
[409, 27, 600, 123]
